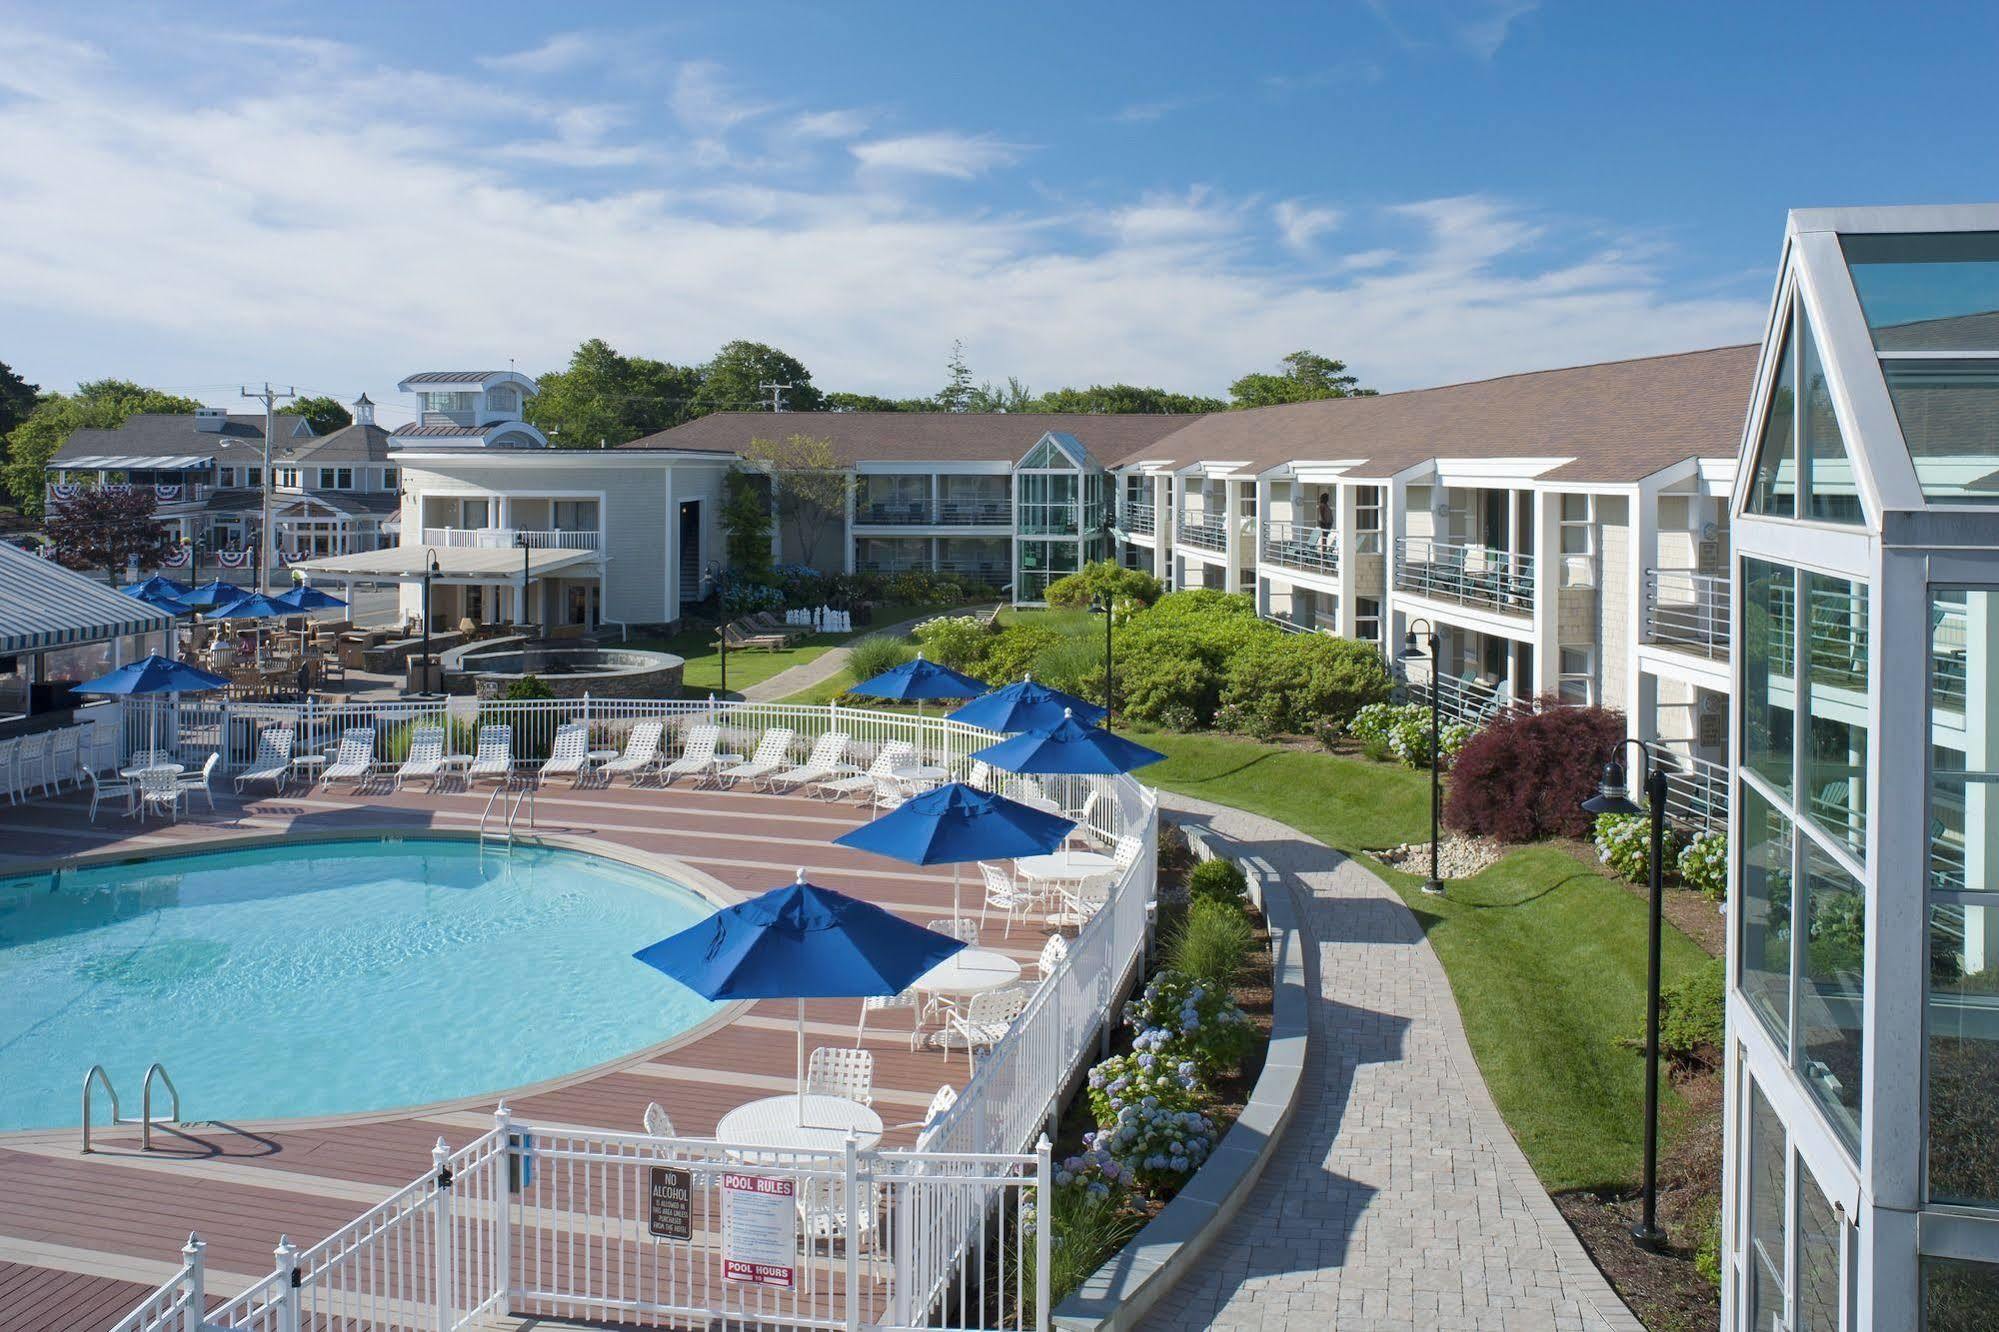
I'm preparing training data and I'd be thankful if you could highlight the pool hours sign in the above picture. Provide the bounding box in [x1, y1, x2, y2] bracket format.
[720, 1172, 797, 1288]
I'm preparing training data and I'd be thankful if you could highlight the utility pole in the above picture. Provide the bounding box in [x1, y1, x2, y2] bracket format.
[758, 381, 793, 413]
[241, 382, 295, 591]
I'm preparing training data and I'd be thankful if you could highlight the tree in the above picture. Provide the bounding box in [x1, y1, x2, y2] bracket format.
[1028, 384, 1224, 414]
[47, 484, 176, 582]
[966, 376, 1035, 413]
[693, 340, 822, 416]
[527, 337, 703, 447]
[1228, 350, 1373, 409]
[3, 380, 204, 517]
[0, 361, 39, 459]
[289, 395, 352, 435]
[824, 391, 935, 413]
[743, 432, 852, 568]
[722, 468, 773, 577]
[937, 339, 975, 412]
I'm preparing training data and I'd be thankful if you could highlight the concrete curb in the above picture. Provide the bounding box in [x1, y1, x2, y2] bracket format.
[1052, 825, 1309, 1332]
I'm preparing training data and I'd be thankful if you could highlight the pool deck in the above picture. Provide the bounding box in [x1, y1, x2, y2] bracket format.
[0, 778, 1059, 1332]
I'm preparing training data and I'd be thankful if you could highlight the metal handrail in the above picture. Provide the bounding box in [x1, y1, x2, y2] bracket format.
[1261, 519, 1339, 576]
[1394, 536, 1535, 613]
[140, 1062, 180, 1151]
[82, 1065, 119, 1154]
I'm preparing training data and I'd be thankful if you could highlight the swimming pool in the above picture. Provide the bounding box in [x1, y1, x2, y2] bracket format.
[0, 838, 721, 1132]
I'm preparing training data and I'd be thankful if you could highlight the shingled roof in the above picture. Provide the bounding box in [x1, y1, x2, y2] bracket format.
[52, 413, 311, 467]
[625, 411, 1203, 466]
[1124, 344, 1761, 482]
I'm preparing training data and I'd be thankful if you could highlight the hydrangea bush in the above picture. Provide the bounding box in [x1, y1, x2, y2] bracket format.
[1086, 1050, 1202, 1125]
[1053, 1137, 1138, 1202]
[1678, 829, 1728, 901]
[1348, 702, 1473, 769]
[1592, 812, 1682, 884]
[1124, 971, 1256, 1076]
[1097, 1100, 1218, 1192]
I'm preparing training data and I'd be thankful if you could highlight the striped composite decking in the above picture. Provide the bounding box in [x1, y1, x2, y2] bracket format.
[0, 778, 1063, 1332]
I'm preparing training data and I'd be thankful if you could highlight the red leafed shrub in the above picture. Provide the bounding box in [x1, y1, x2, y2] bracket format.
[1445, 699, 1627, 843]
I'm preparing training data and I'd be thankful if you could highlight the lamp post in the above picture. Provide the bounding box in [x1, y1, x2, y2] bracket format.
[1396, 619, 1446, 895]
[419, 547, 440, 696]
[1580, 738, 1671, 1251]
[1094, 503, 1117, 730]
[515, 531, 532, 633]
[707, 560, 729, 698]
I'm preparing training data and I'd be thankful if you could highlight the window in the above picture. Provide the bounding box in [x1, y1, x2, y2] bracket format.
[1353, 486, 1383, 553]
[1843, 231, 1999, 352]
[1740, 782, 1795, 1044]
[1925, 1257, 1999, 1331]
[245, 467, 262, 487]
[1794, 1159, 1844, 1332]
[218, 467, 235, 487]
[1803, 574, 1869, 856]
[1746, 1081, 1787, 1332]
[1799, 322, 1861, 523]
[1799, 839, 1864, 1148]
[1557, 646, 1594, 704]
[1355, 596, 1381, 643]
[1747, 322, 1801, 518]
[1020, 438, 1076, 470]
[1745, 305, 1863, 524]
[488, 387, 519, 414]
[1558, 493, 1596, 588]
[317, 468, 335, 489]
[383, 467, 398, 491]
[553, 499, 598, 531]
[1744, 558, 1798, 798]
[422, 390, 476, 415]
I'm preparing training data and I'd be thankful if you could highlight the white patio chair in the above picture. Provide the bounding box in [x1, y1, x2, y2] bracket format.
[1067, 789, 1101, 849]
[967, 760, 997, 793]
[467, 726, 513, 785]
[856, 991, 923, 1050]
[321, 726, 377, 791]
[83, 766, 133, 822]
[603, 721, 665, 785]
[16, 733, 50, 799]
[814, 742, 912, 802]
[539, 723, 590, 785]
[643, 1102, 677, 1139]
[1036, 932, 1070, 980]
[941, 986, 1029, 1074]
[1111, 834, 1143, 873]
[869, 773, 910, 812]
[137, 766, 183, 822]
[806, 1046, 875, 1106]
[657, 725, 720, 786]
[234, 726, 294, 795]
[768, 731, 853, 792]
[0, 737, 19, 805]
[889, 1084, 959, 1138]
[174, 752, 219, 813]
[48, 728, 79, 794]
[715, 727, 796, 789]
[929, 916, 980, 946]
[394, 726, 447, 790]
[1055, 875, 1113, 929]
[978, 861, 1033, 938]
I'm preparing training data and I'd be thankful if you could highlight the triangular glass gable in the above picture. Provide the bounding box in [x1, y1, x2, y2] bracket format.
[1799, 310, 1864, 525]
[1020, 437, 1076, 470]
[1745, 324, 1796, 518]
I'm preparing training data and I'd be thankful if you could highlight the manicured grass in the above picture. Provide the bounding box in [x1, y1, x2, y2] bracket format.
[1132, 728, 1708, 1193]
[632, 602, 953, 698]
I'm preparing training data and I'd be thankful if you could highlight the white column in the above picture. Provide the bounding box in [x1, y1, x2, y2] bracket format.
[1532, 489, 1563, 698]
[1152, 476, 1171, 582]
[841, 474, 855, 574]
[1336, 483, 1360, 639]
[1628, 481, 1661, 738]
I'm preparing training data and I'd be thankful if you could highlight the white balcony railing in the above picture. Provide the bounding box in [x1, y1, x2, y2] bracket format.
[854, 499, 1012, 527]
[1645, 568, 1729, 659]
[419, 526, 601, 552]
[1120, 503, 1155, 535]
[1176, 514, 1227, 552]
[1647, 744, 1730, 835]
[1261, 520, 1338, 577]
[1394, 537, 1534, 615]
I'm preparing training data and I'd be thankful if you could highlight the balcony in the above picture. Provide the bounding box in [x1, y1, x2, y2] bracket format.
[1647, 744, 1730, 835]
[1261, 520, 1338, 577]
[853, 499, 1012, 527]
[1405, 671, 1520, 728]
[1177, 515, 1227, 552]
[420, 526, 600, 552]
[1644, 568, 1729, 660]
[1394, 537, 1534, 615]
[1120, 503, 1155, 536]
[856, 558, 1007, 580]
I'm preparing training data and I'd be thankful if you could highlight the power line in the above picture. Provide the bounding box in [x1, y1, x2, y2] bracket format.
[758, 381, 794, 412]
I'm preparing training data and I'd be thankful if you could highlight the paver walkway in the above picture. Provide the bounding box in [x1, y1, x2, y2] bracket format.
[739, 604, 997, 701]
[1143, 795, 1641, 1332]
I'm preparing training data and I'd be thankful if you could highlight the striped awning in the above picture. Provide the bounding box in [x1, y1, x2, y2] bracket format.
[54, 455, 216, 471]
[0, 541, 176, 656]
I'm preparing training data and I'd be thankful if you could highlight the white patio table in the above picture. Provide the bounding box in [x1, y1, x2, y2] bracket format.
[715, 1094, 883, 1153]
[1013, 848, 1115, 883]
[911, 948, 1022, 998]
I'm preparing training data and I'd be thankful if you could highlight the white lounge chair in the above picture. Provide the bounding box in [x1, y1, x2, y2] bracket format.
[321, 727, 376, 791]
[394, 726, 447, 790]
[768, 731, 853, 792]
[941, 986, 1029, 1073]
[82, 766, 133, 822]
[174, 752, 219, 813]
[467, 726, 513, 785]
[234, 727, 295, 795]
[814, 742, 912, 802]
[539, 723, 589, 785]
[602, 721, 665, 785]
[656, 725, 720, 786]
[806, 1046, 875, 1106]
[714, 727, 795, 789]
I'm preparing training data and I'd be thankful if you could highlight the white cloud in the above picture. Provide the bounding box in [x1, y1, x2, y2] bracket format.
[1459, 0, 1540, 59]
[477, 32, 608, 75]
[1111, 98, 1191, 125]
[851, 132, 1023, 179]
[1272, 200, 1343, 255]
[0, 26, 1759, 406]
[791, 108, 872, 140]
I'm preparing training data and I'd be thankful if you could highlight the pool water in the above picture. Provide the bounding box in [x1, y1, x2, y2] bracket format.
[0, 839, 719, 1132]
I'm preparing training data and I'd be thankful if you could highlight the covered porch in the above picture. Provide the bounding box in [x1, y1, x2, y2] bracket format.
[289, 544, 601, 636]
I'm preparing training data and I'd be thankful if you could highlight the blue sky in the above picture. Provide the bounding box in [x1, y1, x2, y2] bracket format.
[2, 1, 1995, 419]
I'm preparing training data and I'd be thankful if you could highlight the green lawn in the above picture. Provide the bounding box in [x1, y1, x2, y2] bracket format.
[631, 601, 954, 698]
[1134, 728, 1708, 1193]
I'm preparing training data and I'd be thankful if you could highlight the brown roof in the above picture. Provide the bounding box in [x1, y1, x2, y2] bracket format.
[624, 412, 1203, 466]
[1127, 344, 1761, 482]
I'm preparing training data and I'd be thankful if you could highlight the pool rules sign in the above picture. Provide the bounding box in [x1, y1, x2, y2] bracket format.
[720, 1173, 797, 1288]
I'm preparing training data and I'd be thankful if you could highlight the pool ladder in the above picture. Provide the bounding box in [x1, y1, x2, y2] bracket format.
[479, 778, 536, 854]
[81, 1062, 182, 1153]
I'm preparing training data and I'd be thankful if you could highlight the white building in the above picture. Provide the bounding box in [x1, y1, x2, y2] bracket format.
[1722, 204, 1999, 1331]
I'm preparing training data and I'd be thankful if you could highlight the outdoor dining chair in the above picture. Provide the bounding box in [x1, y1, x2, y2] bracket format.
[174, 752, 220, 813]
[539, 723, 590, 785]
[602, 721, 665, 785]
[978, 861, 1034, 938]
[82, 767, 133, 822]
[48, 728, 79, 795]
[16, 733, 51, 800]
[806, 1046, 876, 1107]
[714, 727, 795, 789]
[657, 724, 720, 786]
[137, 766, 184, 822]
[768, 731, 852, 792]
[1036, 932, 1070, 981]
[642, 1102, 678, 1139]
[856, 991, 923, 1050]
[941, 986, 1029, 1073]
[888, 1084, 959, 1139]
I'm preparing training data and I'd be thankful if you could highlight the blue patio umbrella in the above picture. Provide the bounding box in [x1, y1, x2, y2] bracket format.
[210, 593, 296, 620]
[72, 653, 230, 754]
[274, 585, 348, 612]
[179, 579, 250, 612]
[634, 871, 965, 1116]
[970, 710, 1166, 776]
[122, 574, 192, 600]
[850, 653, 990, 703]
[125, 586, 195, 616]
[833, 780, 1075, 920]
[947, 675, 1105, 733]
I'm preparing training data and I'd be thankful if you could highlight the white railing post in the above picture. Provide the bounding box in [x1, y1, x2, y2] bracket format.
[1034, 1136, 1052, 1331]
[181, 1232, 205, 1332]
[844, 1133, 862, 1332]
[432, 1137, 454, 1332]
[273, 1235, 300, 1332]
[491, 1102, 512, 1316]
